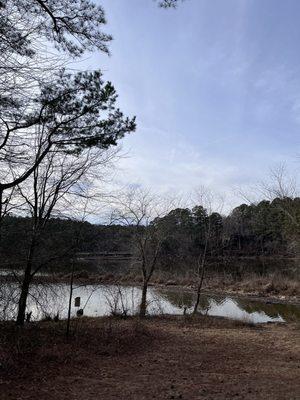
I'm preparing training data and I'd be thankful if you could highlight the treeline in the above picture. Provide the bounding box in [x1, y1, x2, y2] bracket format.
[0, 216, 132, 271]
[152, 198, 299, 270]
[1, 197, 299, 273]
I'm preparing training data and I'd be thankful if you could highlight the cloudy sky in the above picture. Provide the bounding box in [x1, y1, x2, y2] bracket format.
[86, 0, 300, 210]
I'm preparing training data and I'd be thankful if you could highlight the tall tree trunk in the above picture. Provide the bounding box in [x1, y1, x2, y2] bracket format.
[16, 237, 36, 326]
[0, 188, 3, 251]
[193, 227, 210, 315]
[193, 262, 205, 314]
[16, 270, 31, 325]
[139, 280, 148, 317]
[66, 260, 74, 337]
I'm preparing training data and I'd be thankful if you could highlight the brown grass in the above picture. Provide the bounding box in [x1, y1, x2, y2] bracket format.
[117, 269, 300, 296]
[1, 315, 300, 399]
[0, 317, 153, 380]
[230, 274, 300, 297]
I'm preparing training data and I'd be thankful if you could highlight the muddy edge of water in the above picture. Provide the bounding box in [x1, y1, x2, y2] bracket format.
[157, 285, 300, 307]
[1, 273, 299, 307]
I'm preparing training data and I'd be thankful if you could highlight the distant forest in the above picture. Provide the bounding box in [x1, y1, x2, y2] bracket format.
[1, 197, 300, 274]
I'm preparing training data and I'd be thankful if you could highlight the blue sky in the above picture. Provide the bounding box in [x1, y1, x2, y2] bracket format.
[86, 0, 300, 209]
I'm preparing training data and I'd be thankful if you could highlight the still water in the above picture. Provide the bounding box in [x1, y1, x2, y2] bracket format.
[1, 282, 299, 323]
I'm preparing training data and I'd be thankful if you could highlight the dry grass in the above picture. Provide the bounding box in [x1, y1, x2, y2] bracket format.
[0, 314, 267, 375]
[148, 270, 300, 299]
[233, 274, 300, 297]
[1, 315, 299, 400]
[0, 317, 153, 379]
[0, 314, 259, 378]
[118, 269, 300, 294]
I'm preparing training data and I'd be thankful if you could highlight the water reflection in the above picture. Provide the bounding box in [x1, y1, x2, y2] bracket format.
[157, 288, 300, 323]
[1, 283, 299, 324]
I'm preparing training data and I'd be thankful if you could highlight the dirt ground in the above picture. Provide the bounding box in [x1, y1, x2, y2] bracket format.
[0, 316, 300, 400]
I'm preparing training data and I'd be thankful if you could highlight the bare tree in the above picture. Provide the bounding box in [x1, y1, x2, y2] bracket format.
[111, 188, 172, 317]
[191, 187, 224, 314]
[157, 0, 185, 8]
[13, 144, 116, 325]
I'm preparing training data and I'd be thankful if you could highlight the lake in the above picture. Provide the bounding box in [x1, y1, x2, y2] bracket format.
[1, 281, 299, 323]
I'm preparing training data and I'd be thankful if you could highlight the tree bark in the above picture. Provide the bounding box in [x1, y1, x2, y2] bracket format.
[66, 260, 74, 337]
[193, 262, 205, 314]
[16, 237, 36, 325]
[0, 188, 3, 252]
[193, 226, 210, 315]
[139, 280, 148, 317]
[16, 269, 31, 325]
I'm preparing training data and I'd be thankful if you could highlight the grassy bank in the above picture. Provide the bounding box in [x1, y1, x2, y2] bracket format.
[1, 265, 300, 306]
[4, 269, 299, 302]
[0, 315, 299, 400]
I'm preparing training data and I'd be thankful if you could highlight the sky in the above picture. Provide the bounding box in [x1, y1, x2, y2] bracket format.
[85, 0, 300, 211]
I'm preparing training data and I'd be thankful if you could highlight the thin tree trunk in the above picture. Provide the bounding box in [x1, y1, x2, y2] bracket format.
[193, 261, 205, 314]
[16, 272, 31, 325]
[0, 188, 4, 252]
[16, 237, 36, 325]
[193, 226, 210, 315]
[66, 260, 74, 337]
[139, 280, 148, 317]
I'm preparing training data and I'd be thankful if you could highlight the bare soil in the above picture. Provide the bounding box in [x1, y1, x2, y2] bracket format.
[0, 316, 299, 400]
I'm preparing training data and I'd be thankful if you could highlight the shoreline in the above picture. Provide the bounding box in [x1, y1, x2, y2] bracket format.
[1, 272, 299, 307]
